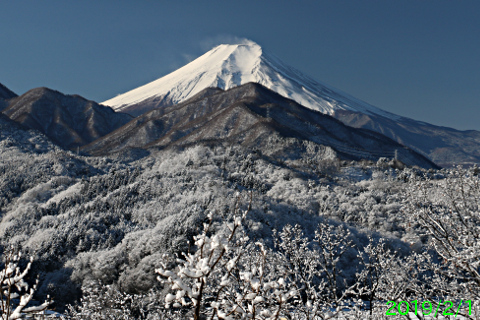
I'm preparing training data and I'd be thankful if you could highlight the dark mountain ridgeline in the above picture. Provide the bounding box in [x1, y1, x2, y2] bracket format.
[83, 83, 437, 169]
[0, 83, 17, 100]
[3, 87, 133, 150]
[0, 82, 17, 111]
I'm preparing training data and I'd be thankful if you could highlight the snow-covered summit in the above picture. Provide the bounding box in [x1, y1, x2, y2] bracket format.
[102, 41, 401, 120]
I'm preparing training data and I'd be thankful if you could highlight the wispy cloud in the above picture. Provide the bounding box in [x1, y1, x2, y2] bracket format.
[175, 35, 258, 69]
[181, 53, 196, 64]
[198, 35, 257, 52]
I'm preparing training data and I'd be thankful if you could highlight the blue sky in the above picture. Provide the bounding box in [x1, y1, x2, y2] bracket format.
[1, 1, 479, 130]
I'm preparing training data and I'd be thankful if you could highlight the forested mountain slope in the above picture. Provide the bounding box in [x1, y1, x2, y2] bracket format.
[0, 103, 476, 316]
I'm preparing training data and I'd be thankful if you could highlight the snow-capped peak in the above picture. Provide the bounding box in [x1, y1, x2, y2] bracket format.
[102, 41, 402, 121]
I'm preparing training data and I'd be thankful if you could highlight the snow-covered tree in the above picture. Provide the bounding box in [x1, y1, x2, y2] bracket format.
[274, 222, 356, 319]
[406, 166, 480, 318]
[0, 249, 51, 320]
[67, 280, 165, 320]
[352, 237, 411, 316]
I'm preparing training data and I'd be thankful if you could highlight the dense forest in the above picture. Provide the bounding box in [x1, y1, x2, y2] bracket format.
[1, 119, 479, 319]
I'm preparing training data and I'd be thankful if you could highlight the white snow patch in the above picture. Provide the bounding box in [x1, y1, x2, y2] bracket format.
[44, 182, 82, 207]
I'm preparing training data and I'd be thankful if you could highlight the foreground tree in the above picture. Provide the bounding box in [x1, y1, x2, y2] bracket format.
[156, 196, 299, 320]
[0, 249, 51, 320]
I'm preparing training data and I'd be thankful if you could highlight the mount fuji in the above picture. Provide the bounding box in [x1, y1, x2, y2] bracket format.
[102, 41, 480, 166]
[103, 42, 400, 120]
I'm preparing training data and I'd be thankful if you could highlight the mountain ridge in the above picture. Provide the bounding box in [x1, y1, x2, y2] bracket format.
[3, 87, 133, 150]
[334, 110, 480, 167]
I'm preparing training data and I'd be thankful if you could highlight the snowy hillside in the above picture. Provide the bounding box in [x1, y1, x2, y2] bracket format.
[102, 42, 401, 120]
